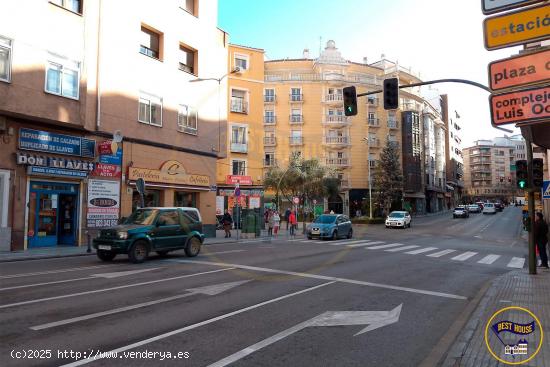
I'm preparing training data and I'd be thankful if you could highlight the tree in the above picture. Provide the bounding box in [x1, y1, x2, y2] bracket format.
[374, 139, 403, 215]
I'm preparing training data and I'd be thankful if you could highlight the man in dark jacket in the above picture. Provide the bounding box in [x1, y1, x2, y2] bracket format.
[534, 212, 549, 269]
[284, 208, 291, 230]
[222, 210, 233, 238]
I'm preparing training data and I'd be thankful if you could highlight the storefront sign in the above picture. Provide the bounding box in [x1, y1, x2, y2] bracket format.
[226, 175, 253, 185]
[19, 128, 95, 158]
[128, 160, 210, 187]
[488, 49, 550, 91]
[249, 196, 261, 209]
[482, 0, 545, 15]
[91, 163, 121, 178]
[490, 86, 550, 125]
[216, 196, 225, 215]
[87, 179, 120, 228]
[17, 152, 94, 171]
[28, 166, 88, 178]
[98, 140, 122, 165]
[218, 188, 264, 197]
[483, 4, 550, 50]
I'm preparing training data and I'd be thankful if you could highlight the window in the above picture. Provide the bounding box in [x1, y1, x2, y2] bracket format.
[181, 0, 196, 15]
[231, 126, 246, 144]
[264, 88, 275, 102]
[140, 26, 161, 59]
[138, 92, 162, 126]
[290, 88, 302, 101]
[50, 0, 82, 13]
[290, 108, 302, 123]
[175, 192, 197, 208]
[177, 104, 198, 134]
[264, 110, 275, 124]
[231, 89, 247, 113]
[157, 210, 180, 226]
[290, 130, 302, 145]
[234, 54, 248, 71]
[0, 36, 12, 82]
[265, 153, 275, 167]
[232, 160, 246, 176]
[45, 55, 80, 99]
[179, 44, 196, 74]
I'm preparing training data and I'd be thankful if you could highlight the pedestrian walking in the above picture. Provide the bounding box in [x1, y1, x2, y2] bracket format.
[289, 210, 297, 237]
[268, 210, 274, 237]
[534, 212, 549, 269]
[285, 208, 291, 230]
[273, 211, 281, 238]
[222, 209, 233, 238]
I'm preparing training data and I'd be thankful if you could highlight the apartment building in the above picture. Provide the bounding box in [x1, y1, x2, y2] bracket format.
[215, 44, 266, 215]
[422, 101, 447, 212]
[0, 0, 227, 250]
[441, 95, 464, 208]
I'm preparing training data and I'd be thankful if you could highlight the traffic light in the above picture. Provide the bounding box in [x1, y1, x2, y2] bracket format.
[383, 78, 399, 110]
[516, 160, 528, 189]
[532, 158, 543, 188]
[343, 86, 357, 116]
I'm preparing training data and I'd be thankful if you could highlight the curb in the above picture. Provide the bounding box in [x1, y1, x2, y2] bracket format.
[0, 252, 95, 263]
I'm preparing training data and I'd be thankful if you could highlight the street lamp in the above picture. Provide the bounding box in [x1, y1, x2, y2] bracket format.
[189, 67, 241, 154]
[362, 137, 373, 219]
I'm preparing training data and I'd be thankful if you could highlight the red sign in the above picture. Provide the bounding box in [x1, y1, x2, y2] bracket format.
[98, 140, 114, 155]
[488, 49, 550, 91]
[226, 175, 253, 185]
[490, 86, 550, 125]
[92, 163, 121, 178]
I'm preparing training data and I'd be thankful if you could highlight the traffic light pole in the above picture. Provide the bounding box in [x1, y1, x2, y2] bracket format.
[522, 125, 536, 275]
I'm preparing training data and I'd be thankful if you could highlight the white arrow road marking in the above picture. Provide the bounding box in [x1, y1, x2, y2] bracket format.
[207, 304, 403, 367]
[0, 268, 161, 291]
[0, 268, 234, 310]
[0, 265, 114, 279]
[30, 280, 249, 330]
[59, 281, 336, 367]
[450, 252, 478, 261]
[366, 243, 404, 250]
[426, 249, 456, 258]
[384, 245, 420, 252]
[405, 247, 438, 255]
[477, 254, 501, 264]
[507, 257, 525, 268]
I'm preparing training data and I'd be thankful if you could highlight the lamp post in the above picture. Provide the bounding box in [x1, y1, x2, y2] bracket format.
[362, 137, 373, 219]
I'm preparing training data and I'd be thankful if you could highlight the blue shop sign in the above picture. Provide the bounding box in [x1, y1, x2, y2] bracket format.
[28, 166, 89, 178]
[19, 128, 96, 158]
[99, 149, 122, 165]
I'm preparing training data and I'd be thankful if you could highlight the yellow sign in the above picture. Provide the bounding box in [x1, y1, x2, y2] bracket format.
[483, 4, 550, 50]
[128, 160, 210, 187]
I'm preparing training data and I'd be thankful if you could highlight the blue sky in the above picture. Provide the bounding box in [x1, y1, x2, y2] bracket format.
[218, 0, 522, 146]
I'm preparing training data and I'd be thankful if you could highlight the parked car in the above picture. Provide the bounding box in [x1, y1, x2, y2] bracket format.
[385, 211, 412, 228]
[306, 214, 352, 240]
[468, 204, 481, 213]
[495, 202, 504, 212]
[482, 203, 497, 215]
[453, 207, 469, 218]
[93, 207, 204, 263]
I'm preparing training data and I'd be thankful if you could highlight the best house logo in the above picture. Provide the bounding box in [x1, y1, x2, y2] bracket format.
[485, 306, 544, 365]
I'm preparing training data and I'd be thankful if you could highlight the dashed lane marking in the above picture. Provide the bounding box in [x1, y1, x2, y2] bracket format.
[405, 247, 438, 255]
[385, 245, 420, 252]
[365, 243, 405, 250]
[450, 252, 478, 261]
[477, 254, 501, 265]
[426, 249, 456, 258]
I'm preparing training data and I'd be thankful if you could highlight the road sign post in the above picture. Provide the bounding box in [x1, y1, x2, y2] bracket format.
[136, 178, 146, 208]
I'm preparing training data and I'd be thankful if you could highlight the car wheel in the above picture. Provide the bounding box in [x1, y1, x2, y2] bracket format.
[128, 241, 149, 264]
[184, 237, 202, 257]
[97, 250, 116, 262]
[156, 250, 170, 257]
[347, 229, 353, 239]
[331, 230, 338, 240]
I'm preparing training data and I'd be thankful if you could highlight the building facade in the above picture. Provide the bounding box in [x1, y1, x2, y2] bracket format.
[441, 95, 464, 208]
[0, 0, 227, 250]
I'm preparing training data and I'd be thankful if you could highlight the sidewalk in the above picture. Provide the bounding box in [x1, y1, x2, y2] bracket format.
[441, 269, 550, 366]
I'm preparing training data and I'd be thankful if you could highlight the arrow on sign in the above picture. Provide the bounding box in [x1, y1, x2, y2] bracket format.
[207, 304, 403, 367]
[30, 280, 250, 330]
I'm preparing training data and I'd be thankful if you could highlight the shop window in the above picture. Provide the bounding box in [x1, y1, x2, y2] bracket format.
[174, 192, 197, 208]
[132, 190, 161, 211]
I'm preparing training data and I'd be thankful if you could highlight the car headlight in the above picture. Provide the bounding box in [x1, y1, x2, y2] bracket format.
[117, 232, 128, 240]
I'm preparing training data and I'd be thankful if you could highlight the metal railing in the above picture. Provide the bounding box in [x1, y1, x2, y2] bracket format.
[230, 142, 248, 153]
[326, 157, 349, 166]
[264, 158, 277, 167]
[264, 115, 276, 124]
[325, 115, 350, 123]
[263, 136, 276, 146]
[289, 94, 304, 102]
[290, 114, 303, 123]
[324, 136, 350, 145]
[388, 120, 399, 129]
[324, 94, 343, 103]
[289, 136, 304, 145]
[230, 98, 248, 114]
[264, 95, 276, 103]
[368, 118, 380, 127]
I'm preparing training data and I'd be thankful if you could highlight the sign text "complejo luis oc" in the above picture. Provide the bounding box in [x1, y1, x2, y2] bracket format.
[490, 86, 550, 125]
[483, 4, 550, 50]
[488, 49, 550, 91]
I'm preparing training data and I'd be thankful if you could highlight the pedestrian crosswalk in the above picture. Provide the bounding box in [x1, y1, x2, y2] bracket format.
[286, 238, 525, 269]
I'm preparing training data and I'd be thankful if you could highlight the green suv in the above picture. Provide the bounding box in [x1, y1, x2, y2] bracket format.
[93, 207, 205, 263]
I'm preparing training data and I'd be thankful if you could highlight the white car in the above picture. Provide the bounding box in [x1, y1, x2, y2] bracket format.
[385, 211, 412, 228]
[482, 203, 496, 214]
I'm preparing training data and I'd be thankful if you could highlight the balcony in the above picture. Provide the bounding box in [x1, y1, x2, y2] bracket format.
[230, 98, 248, 114]
[339, 179, 350, 190]
[323, 114, 351, 126]
[264, 115, 276, 124]
[264, 95, 276, 103]
[289, 94, 304, 103]
[326, 157, 350, 167]
[367, 97, 379, 107]
[368, 118, 380, 127]
[323, 94, 343, 104]
[367, 138, 380, 148]
[263, 136, 276, 146]
[388, 120, 399, 129]
[289, 136, 304, 146]
[230, 142, 248, 153]
[324, 136, 350, 146]
[289, 114, 304, 124]
[264, 158, 277, 167]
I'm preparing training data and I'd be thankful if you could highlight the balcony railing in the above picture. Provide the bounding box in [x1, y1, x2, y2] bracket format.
[324, 94, 343, 103]
[230, 142, 248, 153]
[264, 115, 276, 124]
[263, 136, 276, 146]
[230, 98, 248, 114]
[264, 158, 277, 167]
[368, 118, 380, 127]
[324, 136, 350, 145]
[289, 136, 304, 146]
[340, 179, 350, 189]
[368, 138, 380, 147]
[290, 94, 304, 102]
[324, 115, 350, 124]
[388, 120, 399, 129]
[264, 95, 276, 103]
[326, 158, 349, 167]
[265, 73, 380, 86]
[289, 114, 303, 124]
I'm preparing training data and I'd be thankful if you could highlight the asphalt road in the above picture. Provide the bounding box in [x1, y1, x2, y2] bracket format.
[0, 207, 526, 367]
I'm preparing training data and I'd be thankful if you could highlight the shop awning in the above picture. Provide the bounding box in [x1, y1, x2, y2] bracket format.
[127, 180, 210, 192]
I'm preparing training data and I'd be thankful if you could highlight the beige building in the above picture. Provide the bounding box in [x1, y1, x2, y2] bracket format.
[0, 0, 227, 250]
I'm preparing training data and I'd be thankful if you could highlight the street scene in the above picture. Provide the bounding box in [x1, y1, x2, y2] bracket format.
[1, 0, 550, 366]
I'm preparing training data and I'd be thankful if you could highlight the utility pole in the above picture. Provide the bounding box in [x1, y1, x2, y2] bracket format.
[522, 126, 536, 275]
